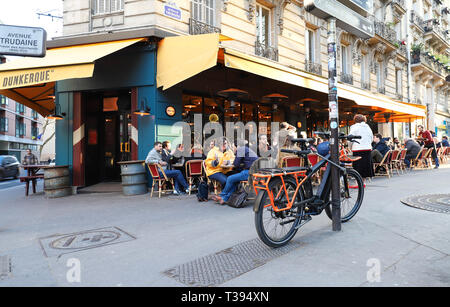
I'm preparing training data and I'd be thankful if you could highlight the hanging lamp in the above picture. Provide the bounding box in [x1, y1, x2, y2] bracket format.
[134, 98, 151, 116]
[47, 98, 64, 120]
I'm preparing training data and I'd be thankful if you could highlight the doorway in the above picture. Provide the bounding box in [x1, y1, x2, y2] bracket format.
[85, 90, 132, 186]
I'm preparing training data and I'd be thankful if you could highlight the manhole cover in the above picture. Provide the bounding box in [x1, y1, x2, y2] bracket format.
[164, 238, 301, 287]
[401, 194, 450, 214]
[0, 256, 11, 279]
[39, 227, 136, 257]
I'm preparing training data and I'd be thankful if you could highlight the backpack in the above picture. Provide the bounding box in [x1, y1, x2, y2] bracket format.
[227, 187, 248, 208]
[197, 179, 209, 202]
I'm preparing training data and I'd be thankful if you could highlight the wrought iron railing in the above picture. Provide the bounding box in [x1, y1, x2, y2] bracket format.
[340, 73, 353, 85]
[374, 19, 397, 43]
[391, 0, 406, 8]
[410, 11, 425, 31]
[423, 19, 449, 42]
[189, 18, 221, 35]
[305, 60, 322, 75]
[396, 40, 407, 56]
[411, 51, 447, 76]
[255, 40, 279, 61]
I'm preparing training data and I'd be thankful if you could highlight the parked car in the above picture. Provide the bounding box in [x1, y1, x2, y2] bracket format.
[0, 155, 20, 180]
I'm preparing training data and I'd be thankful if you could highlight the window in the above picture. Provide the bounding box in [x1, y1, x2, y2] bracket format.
[256, 4, 271, 47]
[361, 54, 370, 89]
[0, 117, 7, 132]
[191, 0, 216, 26]
[305, 29, 316, 63]
[15, 118, 25, 137]
[0, 95, 7, 106]
[396, 69, 402, 95]
[341, 45, 349, 74]
[377, 62, 385, 93]
[93, 0, 124, 15]
[31, 125, 39, 139]
[16, 103, 25, 114]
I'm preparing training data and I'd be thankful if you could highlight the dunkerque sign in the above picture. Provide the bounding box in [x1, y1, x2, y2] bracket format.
[0, 24, 46, 57]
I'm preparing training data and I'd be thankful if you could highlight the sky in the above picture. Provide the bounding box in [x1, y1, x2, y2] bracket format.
[0, 0, 63, 39]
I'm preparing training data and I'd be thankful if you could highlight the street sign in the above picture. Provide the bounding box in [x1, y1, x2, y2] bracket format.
[0, 24, 46, 58]
[305, 0, 374, 39]
[338, 0, 374, 16]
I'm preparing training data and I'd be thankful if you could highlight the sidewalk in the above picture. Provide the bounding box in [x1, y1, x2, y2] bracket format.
[0, 165, 449, 286]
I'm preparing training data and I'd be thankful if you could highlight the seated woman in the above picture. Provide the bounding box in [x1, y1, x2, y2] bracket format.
[204, 138, 235, 188]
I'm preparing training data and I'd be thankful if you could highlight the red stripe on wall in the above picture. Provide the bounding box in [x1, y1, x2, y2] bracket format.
[131, 87, 138, 160]
[72, 92, 85, 187]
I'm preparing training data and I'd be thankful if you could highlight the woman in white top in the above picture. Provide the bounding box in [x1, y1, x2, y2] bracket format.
[348, 114, 374, 179]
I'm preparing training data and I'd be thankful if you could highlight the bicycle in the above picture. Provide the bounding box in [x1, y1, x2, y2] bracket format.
[252, 132, 364, 248]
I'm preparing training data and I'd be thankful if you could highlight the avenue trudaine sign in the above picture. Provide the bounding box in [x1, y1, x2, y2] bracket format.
[0, 24, 46, 57]
[305, 0, 374, 39]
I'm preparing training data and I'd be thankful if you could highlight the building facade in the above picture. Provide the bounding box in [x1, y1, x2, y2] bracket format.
[0, 94, 44, 161]
[1, 0, 446, 187]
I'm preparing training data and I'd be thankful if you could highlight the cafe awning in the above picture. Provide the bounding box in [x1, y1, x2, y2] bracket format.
[0, 38, 145, 116]
[156, 33, 425, 120]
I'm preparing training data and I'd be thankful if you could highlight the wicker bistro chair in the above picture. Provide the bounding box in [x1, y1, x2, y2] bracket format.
[389, 149, 401, 175]
[418, 148, 433, 169]
[185, 159, 203, 195]
[281, 156, 303, 168]
[437, 147, 448, 164]
[373, 150, 392, 178]
[202, 161, 221, 195]
[147, 163, 174, 198]
[397, 149, 407, 173]
[410, 146, 426, 170]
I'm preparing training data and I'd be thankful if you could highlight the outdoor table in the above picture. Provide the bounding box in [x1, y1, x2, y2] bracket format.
[20, 164, 49, 196]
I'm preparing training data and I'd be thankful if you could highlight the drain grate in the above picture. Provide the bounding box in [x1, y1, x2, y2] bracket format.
[401, 194, 450, 214]
[164, 238, 301, 287]
[39, 226, 136, 257]
[0, 256, 11, 279]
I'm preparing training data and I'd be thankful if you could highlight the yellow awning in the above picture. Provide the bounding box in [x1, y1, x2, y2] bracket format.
[155, 34, 425, 119]
[157, 33, 223, 91]
[0, 38, 145, 116]
[223, 49, 426, 119]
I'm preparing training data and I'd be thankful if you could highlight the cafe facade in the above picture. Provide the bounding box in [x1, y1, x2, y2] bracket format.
[0, 0, 433, 187]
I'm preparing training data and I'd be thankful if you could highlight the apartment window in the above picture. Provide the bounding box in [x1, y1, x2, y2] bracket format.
[0, 117, 7, 132]
[341, 45, 349, 74]
[31, 125, 39, 139]
[0, 95, 7, 106]
[361, 54, 370, 89]
[31, 110, 39, 119]
[256, 4, 272, 47]
[191, 0, 216, 26]
[305, 29, 317, 63]
[15, 103, 25, 114]
[396, 69, 402, 95]
[93, 0, 124, 15]
[15, 118, 25, 137]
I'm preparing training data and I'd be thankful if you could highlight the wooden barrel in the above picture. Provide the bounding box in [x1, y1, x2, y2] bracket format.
[44, 165, 72, 198]
[118, 160, 148, 196]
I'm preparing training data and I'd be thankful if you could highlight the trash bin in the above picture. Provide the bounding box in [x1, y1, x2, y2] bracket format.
[117, 160, 148, 196]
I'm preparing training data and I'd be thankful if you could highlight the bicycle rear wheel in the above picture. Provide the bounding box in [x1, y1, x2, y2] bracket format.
[255, 176, 303, 248]
[325, 168, 364, 222]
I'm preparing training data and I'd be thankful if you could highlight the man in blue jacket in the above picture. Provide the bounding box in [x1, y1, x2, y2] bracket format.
[212, 141, 258, 205]
[371, 133, 390, 163]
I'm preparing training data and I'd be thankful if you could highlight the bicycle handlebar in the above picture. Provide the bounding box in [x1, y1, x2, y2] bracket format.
[288, 137, 314, 143]
[280, 149, 312, 155]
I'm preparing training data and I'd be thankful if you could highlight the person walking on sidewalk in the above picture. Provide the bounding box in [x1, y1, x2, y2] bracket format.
[145, 141, 189, 195]
[417, 125, 439, 169]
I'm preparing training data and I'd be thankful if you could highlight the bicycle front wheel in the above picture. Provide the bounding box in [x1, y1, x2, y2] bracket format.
[255, 176, 303, 248]
[325, 168, 364, 223]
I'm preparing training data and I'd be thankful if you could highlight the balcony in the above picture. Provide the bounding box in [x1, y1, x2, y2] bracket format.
[391, 0, 406, 21]
[411, 51, 447, 78]
[374, 20, 397, 44]
[189, 18, 221, 36]
[305, 60, 322, 75]
[395, 40, 408, 57]
[340, 73, 353, 85]
[423, 19, 449, 48]
[255, 40, 278, 62]
[410, 11, 425, 32]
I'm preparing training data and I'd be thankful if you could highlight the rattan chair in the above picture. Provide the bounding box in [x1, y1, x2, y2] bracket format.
[185, 159, 203, 195]
[373, 150, 392, 178]
[147, 163, 174, 198]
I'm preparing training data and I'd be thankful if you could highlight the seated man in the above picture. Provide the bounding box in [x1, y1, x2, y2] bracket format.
[204, 138, 235, 189]
[403, 138, 421, 168]
[145, 141, 189, 195]
[442, 136, 449, 147]
[371, 133, 390, 163]
[213, 141, 258, 205]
